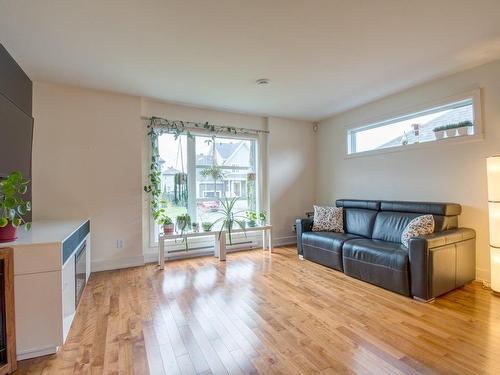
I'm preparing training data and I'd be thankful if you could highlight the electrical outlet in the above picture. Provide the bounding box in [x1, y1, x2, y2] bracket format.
[116, 239, 124, 249]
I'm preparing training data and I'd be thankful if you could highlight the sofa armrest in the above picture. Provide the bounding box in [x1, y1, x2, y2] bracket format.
[408, 228, 476, 300]
[296, 218, 313, 255]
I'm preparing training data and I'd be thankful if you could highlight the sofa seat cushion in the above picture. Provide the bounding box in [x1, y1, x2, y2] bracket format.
[302, 232, 360, 271]
[342, 239, 410, 296]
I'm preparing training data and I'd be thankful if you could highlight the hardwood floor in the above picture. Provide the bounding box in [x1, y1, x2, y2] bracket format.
[16, 247, 500, 374]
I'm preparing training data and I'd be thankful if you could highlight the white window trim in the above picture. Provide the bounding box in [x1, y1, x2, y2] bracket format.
[344, 88, 483, 159]
[147, 131, 262, 249]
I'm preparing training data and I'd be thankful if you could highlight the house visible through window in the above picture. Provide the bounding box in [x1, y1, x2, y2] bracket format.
[153, 132, 258, 242]
[348, 97, 476, 155]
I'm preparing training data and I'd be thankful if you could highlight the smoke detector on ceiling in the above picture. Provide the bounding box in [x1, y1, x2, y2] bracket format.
[255, 78, 270, 85]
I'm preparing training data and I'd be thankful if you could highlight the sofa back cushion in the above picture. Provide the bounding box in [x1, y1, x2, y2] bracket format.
[335, 199, 460, 241]
[343, 209, 378, 238]
[336, 200, 380, 238]
[372, 201, 461, 242]
[372, 211, 420, 242]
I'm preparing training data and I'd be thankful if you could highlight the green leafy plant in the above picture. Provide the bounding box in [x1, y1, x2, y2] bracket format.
[0, 171, 31, 230]
[259, 211, 267, 224]
[200, 165, 225, 180]
[212, 197, 246, 244]
[148, 117, 240, 139]
[202, 222, 213, 231]
[176, 214, 191, 231]
[246, 211, 257, 227]
[173, 173, 188, 206]
[176, 214, 191, 251]
[144, 125, 165, 226]
[157, 212, 173, 226]
[433, 121, 473, 132]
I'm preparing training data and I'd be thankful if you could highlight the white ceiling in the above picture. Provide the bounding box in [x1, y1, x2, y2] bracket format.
[1, 0, 500, 121]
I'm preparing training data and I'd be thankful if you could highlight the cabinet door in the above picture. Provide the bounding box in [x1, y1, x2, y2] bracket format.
[14, 271, 62, 359]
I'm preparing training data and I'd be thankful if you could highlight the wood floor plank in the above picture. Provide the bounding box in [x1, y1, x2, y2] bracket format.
[16, 247, 500, 374]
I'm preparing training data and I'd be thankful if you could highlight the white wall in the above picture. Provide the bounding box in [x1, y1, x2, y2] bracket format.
[317, 59, 500, 282]
[268, 117, 316, 244]
[32, 84, 316, 271]
[32, 83, 144, 271]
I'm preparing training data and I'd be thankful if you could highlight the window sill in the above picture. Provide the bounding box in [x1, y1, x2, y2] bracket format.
[345, 132, 483, 160]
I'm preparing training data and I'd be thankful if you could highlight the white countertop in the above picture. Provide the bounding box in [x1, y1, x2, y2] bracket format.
[0, 219, 89, 246]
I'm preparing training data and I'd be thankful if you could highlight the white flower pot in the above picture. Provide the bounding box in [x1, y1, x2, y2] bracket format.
[445, 129, 456, 137]
[456, 126, 468, 136]
[434, 130, 445, 139]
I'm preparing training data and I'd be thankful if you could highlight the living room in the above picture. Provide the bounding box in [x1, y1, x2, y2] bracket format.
[1, 1, 500, 374]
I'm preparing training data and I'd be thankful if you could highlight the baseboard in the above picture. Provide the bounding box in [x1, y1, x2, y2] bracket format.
[273, 235, 296, 247]
[17, 345, 57, 360]
[476, 267, 490, 283]
[91, 255, 145, 272]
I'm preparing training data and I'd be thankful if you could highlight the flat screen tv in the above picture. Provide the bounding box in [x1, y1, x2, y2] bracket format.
[0, 93, 33, 180]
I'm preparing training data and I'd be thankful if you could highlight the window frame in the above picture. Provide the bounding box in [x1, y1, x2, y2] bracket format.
[345, 89, 483, 158]
[148, 130, 262, 249]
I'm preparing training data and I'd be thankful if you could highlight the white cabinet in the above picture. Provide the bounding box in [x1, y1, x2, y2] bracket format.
[4, 220, 91, 360]
[14, 271, 62, 359]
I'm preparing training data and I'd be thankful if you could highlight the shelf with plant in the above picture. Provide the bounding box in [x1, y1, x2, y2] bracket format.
[433, 121, 473, 139]
[157, 211, 174, 234]
[0, 171, 31, 242]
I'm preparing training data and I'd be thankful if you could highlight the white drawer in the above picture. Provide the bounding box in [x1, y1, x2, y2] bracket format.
[13, 243, 61, 275]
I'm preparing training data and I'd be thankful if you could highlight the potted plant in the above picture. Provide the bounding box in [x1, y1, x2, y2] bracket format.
[433, 125, 446, 140]
[158, 213, 175, 234]
[202, 222, 213, 232]
[212, 197, 246, 244]
[0, 171, 31, 242]
[259, 211, 267, 226]
[200, 165, 225, 181]
[173, 173, 188, 206]
[176, 213, 191, 232]
[456, 121, 473, 136]
[192, 222, 200, 232]
[445, 124, 456, 138]
[246, 211, 257, 227]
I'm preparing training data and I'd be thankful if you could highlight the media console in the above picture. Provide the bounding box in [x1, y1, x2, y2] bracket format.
[3, 220, 91, 360]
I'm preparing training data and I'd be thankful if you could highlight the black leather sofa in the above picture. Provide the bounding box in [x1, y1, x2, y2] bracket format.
[296, 199, 476, 301]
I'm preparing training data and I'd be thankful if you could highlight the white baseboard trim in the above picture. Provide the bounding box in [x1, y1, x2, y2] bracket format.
[273, 235, 296, 247]
[17, 345, 57, 360]
[91, 255, 145, 272]
[99, 238, 297, 271]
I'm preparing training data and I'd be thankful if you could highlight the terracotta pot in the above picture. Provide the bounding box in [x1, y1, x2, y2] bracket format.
[0, 222, 17, 243]
[163, 224, 175, 235]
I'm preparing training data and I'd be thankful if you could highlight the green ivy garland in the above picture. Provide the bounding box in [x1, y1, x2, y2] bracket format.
[148, 116, 256, 139]
[143, 122, 163, 223]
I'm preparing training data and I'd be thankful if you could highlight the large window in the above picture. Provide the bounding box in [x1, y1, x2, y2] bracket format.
[152, 132, 259, 244]
[347, 95, 479, 155]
